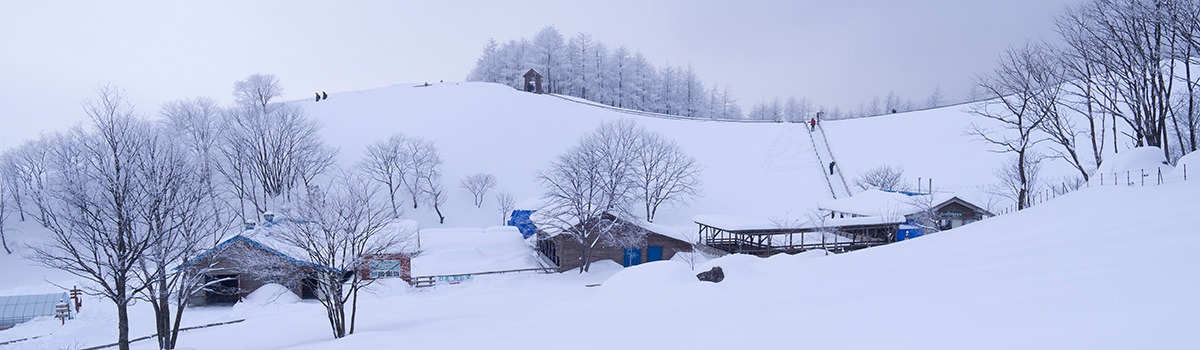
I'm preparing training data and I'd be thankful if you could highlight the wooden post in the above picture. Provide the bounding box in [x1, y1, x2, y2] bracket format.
[1141, 169, 1145, 186]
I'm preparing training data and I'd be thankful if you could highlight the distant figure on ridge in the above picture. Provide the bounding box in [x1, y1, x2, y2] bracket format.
[315, 92, 321, 102]
[322, 91, 328, 100]
[809, 117, 816, 131]
[829, 161, 836, 175]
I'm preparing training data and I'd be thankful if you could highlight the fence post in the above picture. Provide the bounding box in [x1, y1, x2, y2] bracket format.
[1141, 169, 1145, 186]
[1126, 171, 1130, 186]
[1158, 167, 1162, 185]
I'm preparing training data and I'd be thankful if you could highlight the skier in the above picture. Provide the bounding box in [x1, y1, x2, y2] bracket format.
[809, 117, 816, 131]
[829, 161, 836, 175]
[315, 92, 320, 102]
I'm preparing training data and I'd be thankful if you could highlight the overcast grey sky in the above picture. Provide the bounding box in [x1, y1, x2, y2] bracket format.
[1, 0, 1080, 147]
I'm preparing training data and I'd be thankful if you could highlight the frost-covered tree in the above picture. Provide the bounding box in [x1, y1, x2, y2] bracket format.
[537, 120, 641, 273]
[459, 173, 497, 208]
[276, 171, 414, 339]
[400, 137, 441, 209]
[361, 135, 408, 217]
[220, 75, 336, 217]
[495, 191, 515, 225]
[532, 26, 566, 93]
[130, 122, 227, 350]
[469, 29, 745, 120]
[853, 165, 908, 192]
[0, 167, 11, 254]
[28, 85, 159, 350]
[926, 86, 946, 108]
[466, 38, 504, 84]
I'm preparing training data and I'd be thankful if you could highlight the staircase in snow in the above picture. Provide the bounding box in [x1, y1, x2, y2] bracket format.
[807, 124, 852, 199]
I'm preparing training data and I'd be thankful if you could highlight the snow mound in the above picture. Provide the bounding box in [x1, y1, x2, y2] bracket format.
[696, 254, 766, 282]
[484, 226, 521, 235]
[1170, 150, 1199, 182]
[238, 283, 300, 307]
[599, 261, 697, 294]
[411, 228, 541, 276]
[1094, 147, 1172, 182]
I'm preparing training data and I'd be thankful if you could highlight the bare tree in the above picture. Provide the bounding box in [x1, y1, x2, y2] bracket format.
[423, 171, 448, 224]
[993, 153, 1044, 209]
[968, 43, 1052, 210]
[905, 193, 945, 234]
[853, 165, 908, 192]
[459, 173, 497, 208]
[27, 85, 157, 350]
[3, 137, 56, 223]
[276, 171, 414, 339]
[361, 135, 408, 217]
[495, 191, 515, 225]
[633, 132, 702, 222]
[1066, 0, 1181, 160]
[1056, 5, 1114, 171]
[221, 102, 336, 215]
[129, 124, 228, 350]
[400, 137, 440, 209]
[0, 166, 11, 254]
[536, 120, 641, 272]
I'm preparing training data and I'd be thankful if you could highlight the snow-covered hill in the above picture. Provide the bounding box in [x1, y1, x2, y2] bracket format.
[1, 80, 1196, 349]
[304, 82, 1082, 229]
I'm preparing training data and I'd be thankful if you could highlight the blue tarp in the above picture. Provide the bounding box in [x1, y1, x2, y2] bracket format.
[896, 224, 924, 241]
[508, 210, 538, 238]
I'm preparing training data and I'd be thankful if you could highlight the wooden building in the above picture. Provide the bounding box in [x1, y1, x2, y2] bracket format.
[184, 219, 416, 306]
[536, 214, 694, 272]
[184, 234, 321, 305]
[523, 68, 543, 94]
[818, 189, 993, 231]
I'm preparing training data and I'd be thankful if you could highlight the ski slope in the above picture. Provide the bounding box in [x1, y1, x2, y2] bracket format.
[809, 124, 852, 198]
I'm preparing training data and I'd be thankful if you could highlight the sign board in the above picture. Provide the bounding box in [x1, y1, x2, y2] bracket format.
[435, 274, 473, 285]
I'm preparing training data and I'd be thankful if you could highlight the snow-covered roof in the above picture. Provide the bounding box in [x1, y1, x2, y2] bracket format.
[693, 213, 904, 233]
[625, 219, 694, 244]
[411, 227, 541, 276]
[185, 218, 419, 270]
[817, 189, 953, 217]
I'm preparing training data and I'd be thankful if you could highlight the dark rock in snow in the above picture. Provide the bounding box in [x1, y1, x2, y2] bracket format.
[697, 266, 724, 283]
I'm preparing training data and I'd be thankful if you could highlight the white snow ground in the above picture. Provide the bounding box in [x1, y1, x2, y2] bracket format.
[1, 82, 1196, 349]
[6, 177, 1183, 350]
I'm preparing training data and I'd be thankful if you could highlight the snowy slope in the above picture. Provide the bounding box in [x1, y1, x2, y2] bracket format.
[305, 82, 830, 228]
[43, 175, 1185, 350]
[822, 105, 1087, 209]
[305, 82, 1093, 229]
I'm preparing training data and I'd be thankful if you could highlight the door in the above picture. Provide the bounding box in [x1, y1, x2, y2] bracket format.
[622, 248, 641, 267]
[646, 246, 663, 262]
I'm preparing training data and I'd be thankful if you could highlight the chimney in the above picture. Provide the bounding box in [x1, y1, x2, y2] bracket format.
[243, 220, 256, 231]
